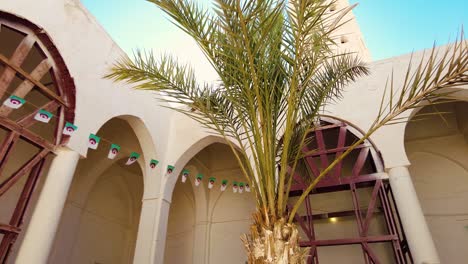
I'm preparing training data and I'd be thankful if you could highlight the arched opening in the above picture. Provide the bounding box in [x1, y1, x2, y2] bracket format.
[165, 143, 255, 264]
[0, 12, 75, 262]
[48, 117, 144, 264]
[289, 117, 411, 263]
[404, 101, 468, 263]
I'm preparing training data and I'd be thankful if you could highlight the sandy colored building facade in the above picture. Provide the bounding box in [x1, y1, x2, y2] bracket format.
[0, 0, 467, 264]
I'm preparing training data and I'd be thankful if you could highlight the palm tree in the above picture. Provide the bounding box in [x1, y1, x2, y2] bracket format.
[106, 0, 468, 263]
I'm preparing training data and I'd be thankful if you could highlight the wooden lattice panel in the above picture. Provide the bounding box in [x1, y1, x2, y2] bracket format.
[288, 119, 413, 264]
[0, 12, 75, 262]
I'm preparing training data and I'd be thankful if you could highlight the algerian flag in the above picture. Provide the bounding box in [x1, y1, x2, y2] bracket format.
[150, 159, 159, 169]
[220, 180, 228, 192]
[88, 134, 100, 149]
[208, 177, 216, 189]
[34, 109, 53, 123]
[245, 183, 251, 192]
[232, 181, 238, 193]
[126, 152, 140, 165]
[108, 144, 120, 159]
[239, 182, 245, 194]
[3, 95, 25, 109]
[181, 169, 189, 183]
[195, 174, 203, 187]
[63, 122, 77, 135]
[167, 165, 175, 174]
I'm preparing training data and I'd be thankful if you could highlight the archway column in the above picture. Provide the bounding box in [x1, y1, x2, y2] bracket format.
[16, 147, 81, 264]
[388, 166, 440, 264]
[150, 197, 171, 264]
[132, 196, 169, 264]
[193, 220, 210, 264]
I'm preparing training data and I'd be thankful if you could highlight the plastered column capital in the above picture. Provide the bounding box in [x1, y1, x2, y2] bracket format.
[387, 165, 412, 181]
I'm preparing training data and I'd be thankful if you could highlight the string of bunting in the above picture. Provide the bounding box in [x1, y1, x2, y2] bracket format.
[3, 93, 250, 193]
[2, 93, 163, 170]
[180, 169, 251, 193]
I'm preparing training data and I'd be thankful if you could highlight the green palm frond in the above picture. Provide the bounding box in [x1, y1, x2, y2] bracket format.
[107, 0, 468, 224]
[288, 36, 468, 222]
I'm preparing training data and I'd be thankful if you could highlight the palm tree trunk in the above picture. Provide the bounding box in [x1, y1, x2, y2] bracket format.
[241, 211, 307, 264]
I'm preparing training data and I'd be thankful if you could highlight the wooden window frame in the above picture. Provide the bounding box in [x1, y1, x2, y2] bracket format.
[0, 11, 76, 263]
[288, 118, 413, 264]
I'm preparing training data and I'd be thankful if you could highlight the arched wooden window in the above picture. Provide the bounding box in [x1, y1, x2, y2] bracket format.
[289, 117, 413, 264]
[0, 12, 75, 262]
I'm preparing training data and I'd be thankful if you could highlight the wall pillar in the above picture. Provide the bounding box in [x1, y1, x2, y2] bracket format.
[388, 166, 440, 264]
[151, 198, 171, 264]
[15, 148, 80, 264]
[47, 202, 84, 263]
[133, 197, 161, 264]
[192, 221, 210, 264]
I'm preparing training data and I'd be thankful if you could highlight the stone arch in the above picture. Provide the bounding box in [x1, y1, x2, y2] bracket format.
[162, 135, 231, 202]
[0, 11, 76, 127]
[48, 115, 154, 264]
[0, 11, 76, 262]
[80, 114, 158, 198]
[381, 87, 468, 168]
[82, 114, 157, 167]
[404, 99, 468, 263]
[290, 116, 410, 263]
[320, 114, 385, 171]
[164, 139, 255, 264]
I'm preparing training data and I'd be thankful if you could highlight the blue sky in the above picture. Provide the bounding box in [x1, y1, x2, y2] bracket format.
[81, 0, 467, 81]
[349, 0, 467, 59]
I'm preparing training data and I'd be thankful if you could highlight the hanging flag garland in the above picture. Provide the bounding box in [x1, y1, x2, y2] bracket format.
[239, 182, 244, 193]
[174, 175, 250, 194]
[208, 177, 216, 189]
[63, 122, 77, 135]
[108, 143, 121, 159]
[3, 95, 25, 109]
[220, 180, 228, 191]
[126, 152, 140, 165]
[88, 134, 101, 149]
[167, 165, 175, 174]
[150, 159, 159, 169]
[34, 109, 53, 123]
[195, 173, 203, 186]
[0, 90, 164, 172]
[181, 169, 189, 183]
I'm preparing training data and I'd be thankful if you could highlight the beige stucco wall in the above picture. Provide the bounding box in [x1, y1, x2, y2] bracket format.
[329, 0, 372, 61]
[56, 164, 142, 264]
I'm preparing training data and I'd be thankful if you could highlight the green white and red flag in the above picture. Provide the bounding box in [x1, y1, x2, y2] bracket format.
[195, 174, 203, 186]
[108, 144, 120, 159]
[126, 152, 140, 165]
[181, 169, 189, 183]
[220, 180, 228, 191]
[208, 177, 216, 189]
